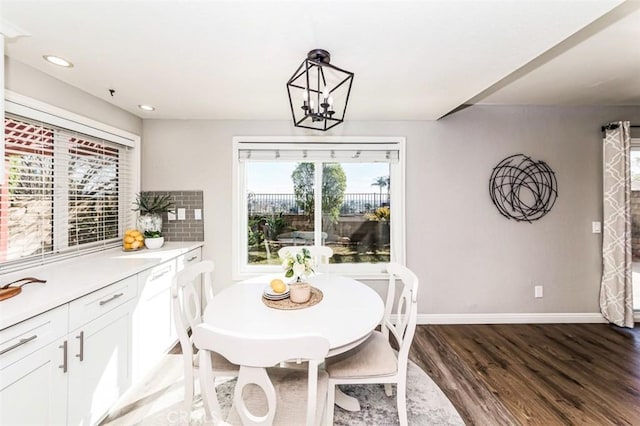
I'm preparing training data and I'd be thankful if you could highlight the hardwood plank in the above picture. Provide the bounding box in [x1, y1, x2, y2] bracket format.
[410, 323, 640, 425]
[410, 327, 517, 425]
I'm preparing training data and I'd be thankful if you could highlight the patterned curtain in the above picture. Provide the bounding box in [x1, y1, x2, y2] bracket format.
[600, 121, 634, 328]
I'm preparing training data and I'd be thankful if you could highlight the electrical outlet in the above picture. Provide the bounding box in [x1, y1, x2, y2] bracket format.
[194, 209, 202, 220]
[592, 221, 601, 233]
[177, 208, 186, 220]
[167, 211, 176, 221]
[534, 285, 543, 298]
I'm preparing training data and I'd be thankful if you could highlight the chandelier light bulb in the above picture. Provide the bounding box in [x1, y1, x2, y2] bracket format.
[310, 99, 315, 111]
[302, 90, 308, 101]
[322, 86, 329, 100]
[328, 96, 334, 106]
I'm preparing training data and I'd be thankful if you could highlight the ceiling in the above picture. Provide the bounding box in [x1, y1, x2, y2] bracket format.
[1, 0, 639, 121]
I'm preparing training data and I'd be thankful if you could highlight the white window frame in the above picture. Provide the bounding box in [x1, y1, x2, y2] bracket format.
[2, 90, 140, 270]
[232, 136, 405, 280]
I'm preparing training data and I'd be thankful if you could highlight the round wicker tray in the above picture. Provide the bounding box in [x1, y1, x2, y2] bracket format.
[262, 286, 323, 310]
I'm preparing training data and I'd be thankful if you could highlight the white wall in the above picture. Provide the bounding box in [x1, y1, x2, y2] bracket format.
[4, 57, 142, 135]
[142, 106, 640, 319]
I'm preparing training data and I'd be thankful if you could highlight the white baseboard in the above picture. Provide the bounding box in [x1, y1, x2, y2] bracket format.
[416, 313, 611, 324]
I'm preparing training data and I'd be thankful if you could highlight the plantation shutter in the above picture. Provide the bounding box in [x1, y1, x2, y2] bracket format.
[2, 113, 135, 270]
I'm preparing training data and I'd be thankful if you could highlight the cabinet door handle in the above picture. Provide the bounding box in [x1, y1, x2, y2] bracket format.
[59, 340, 68, 373]
[99, 292, 124, 306]
[186, 255, 198, 262]
[76, 331, 84, 362]
[150, 269, 170, 281]
[0, 334, 37, 356]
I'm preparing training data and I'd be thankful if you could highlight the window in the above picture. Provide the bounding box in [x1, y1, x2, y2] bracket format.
[1, 93, 138, 272]
[233, 137, 405, 278]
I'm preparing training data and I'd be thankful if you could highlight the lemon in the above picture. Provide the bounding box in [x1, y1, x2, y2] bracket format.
[270, 278, 286, 294]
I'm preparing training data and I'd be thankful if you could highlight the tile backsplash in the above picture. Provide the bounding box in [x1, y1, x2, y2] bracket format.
[142, 190, 204, 241]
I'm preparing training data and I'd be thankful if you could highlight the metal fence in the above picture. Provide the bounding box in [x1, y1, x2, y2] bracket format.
[248, 193, 390, 215]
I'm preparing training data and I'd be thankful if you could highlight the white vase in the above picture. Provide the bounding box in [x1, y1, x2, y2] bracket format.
[144, 236, 164, 249]
[137, 213, 162, 233]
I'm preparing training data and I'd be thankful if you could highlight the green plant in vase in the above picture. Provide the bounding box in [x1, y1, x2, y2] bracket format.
[133, 193, 175, 234]
[143, 230, 165, 249]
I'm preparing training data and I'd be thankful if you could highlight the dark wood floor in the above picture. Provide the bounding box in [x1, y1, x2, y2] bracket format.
[409, 323, 640, 425]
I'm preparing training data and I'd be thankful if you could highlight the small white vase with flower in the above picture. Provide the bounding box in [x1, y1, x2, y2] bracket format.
[282, 248, 314, 303]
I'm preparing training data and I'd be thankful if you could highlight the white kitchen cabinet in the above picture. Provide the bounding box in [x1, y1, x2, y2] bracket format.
[134, 259, 176, 381]
[0, 306, 68, 425]
[177, 248, 202, 271]
[1, 243, 203, 425]
[133, 247, 202, 381]
[0, 339, 68, 425]
[67, 294, 135, 425]
[0, 276, 135, 426]
[177, 247, 204, 311]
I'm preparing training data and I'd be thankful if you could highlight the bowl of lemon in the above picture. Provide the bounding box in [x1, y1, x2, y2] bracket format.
[122, 229, 144, 251]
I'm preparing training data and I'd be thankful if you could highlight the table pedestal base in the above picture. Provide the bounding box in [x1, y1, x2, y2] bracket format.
[335, 386, 361, 412]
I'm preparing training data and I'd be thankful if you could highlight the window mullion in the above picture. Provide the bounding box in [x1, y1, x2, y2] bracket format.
[314, 161, 323, 245]
[53, 129, 70, 252]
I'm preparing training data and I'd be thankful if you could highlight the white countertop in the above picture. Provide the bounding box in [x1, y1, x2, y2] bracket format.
[0, 241, 203, 330]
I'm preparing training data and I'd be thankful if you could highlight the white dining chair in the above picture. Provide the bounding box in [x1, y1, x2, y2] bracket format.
[277, 245, 333, 273]
[171, 260, 238, 410]
[193, 323, 330, 426]
[324, 262, 419, 426]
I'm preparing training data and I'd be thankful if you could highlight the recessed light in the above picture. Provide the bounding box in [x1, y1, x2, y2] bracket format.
[138, 104, 155, 112]
[43, 55, 73, 68]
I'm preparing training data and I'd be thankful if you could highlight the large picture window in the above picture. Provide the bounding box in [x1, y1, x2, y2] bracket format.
[1, 94, 137, 272]
[233, 138, 405, 278]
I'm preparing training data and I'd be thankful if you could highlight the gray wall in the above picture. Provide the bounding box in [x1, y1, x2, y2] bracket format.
[142, 107, 640, 317]
[7, 57, 640, 317]
[5, 57, 142, 135]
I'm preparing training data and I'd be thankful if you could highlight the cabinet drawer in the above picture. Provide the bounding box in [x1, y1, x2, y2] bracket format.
[0, 305, 68, 367]
[139, 260, 175, 299]
[68, 276, 136, 331]
[177, 247, 202, 272]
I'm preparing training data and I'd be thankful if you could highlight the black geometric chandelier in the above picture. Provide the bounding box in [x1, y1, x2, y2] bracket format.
[286, 49, 354, 131]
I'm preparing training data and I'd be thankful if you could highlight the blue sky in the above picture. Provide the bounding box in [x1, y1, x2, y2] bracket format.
[247, 162, 389, 193]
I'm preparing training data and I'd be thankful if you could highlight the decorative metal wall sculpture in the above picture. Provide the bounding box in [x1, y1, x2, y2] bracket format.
[489, 154, 558, 223]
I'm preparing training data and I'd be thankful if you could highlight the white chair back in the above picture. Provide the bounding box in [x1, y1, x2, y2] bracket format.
[382, 262, 419, 375]
[278, 245, 333, 273]
[172, 260, 215, 339]
[193, 324, 329, 426]
[171, 260, 214, 408]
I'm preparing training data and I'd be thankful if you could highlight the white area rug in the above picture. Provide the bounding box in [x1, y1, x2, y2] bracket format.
[102, 354, 463, 426]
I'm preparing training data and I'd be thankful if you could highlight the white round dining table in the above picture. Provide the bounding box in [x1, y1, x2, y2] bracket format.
[203, 273, 384, 357]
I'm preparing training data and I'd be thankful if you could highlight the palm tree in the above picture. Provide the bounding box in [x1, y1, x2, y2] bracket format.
[372, 176, 389, 206]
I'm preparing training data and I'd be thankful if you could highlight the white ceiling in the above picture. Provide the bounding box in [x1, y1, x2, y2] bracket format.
[1, 0, 638, 121]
